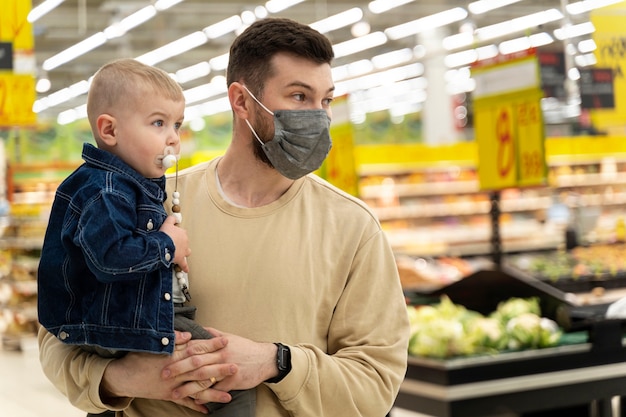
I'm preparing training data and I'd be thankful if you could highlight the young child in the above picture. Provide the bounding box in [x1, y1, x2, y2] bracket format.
[37, 58, 254, 417]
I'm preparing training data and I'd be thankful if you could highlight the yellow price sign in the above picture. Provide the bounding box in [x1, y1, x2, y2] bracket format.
[475, 92, 546, 190]
[516, 94, 546, 187]
[0, 73, 37, 126]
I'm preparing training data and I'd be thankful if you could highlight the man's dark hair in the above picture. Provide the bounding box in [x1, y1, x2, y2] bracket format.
[226, 17, 334, 96]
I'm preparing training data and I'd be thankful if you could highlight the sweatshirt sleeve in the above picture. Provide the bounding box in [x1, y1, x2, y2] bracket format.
[37, 326, 132, 413]
[267, 229, 410, 417]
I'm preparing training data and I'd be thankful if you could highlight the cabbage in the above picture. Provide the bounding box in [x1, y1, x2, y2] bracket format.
[407, 295, 561, 358]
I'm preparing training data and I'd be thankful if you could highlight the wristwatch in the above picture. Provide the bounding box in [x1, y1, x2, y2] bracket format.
[266, 342, 292, 383]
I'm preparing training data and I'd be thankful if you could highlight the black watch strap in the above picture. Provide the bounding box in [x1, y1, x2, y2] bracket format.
[266, 342, 292, 383]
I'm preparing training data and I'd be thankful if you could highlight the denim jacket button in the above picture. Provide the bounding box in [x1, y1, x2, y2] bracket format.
[147, 219, 154, 230]
[59, 331, 69, 340]
[161, 337, 170, 346]
[164, 292, 171, 301]
[165, 251, 171, 262]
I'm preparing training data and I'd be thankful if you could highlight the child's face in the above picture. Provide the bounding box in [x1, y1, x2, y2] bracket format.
[112, 94, 185, 178]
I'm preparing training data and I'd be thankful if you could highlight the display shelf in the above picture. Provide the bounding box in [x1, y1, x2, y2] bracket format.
[357, 138, 626, 257]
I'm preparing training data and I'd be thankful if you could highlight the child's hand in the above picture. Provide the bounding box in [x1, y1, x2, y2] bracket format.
[160, 215, 191, 272]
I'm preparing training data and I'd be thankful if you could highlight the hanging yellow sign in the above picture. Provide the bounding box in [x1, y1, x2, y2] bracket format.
[0, 73, 37, 126]
[0, 0, 34, 50]
[473, 50, 546, 190]
[0, 0, 36, 127]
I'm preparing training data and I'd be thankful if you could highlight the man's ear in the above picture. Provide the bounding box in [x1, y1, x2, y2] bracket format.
[228, 82, 251, 119]
[96, 114, 117, 147]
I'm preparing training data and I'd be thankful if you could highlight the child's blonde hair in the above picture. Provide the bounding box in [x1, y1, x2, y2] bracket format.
[87, 58, 184, 137]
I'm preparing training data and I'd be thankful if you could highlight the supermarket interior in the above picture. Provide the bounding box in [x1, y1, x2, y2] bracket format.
[3, 0, 626, 416]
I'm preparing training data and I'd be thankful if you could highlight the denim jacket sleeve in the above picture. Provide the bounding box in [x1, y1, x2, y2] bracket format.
[72, 187, 175, 283]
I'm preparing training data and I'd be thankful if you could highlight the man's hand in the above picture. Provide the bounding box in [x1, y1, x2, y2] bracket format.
[162, 328, 278, 404]
[101, 331, 237, 413]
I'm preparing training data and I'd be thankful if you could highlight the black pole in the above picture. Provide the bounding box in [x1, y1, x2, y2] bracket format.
[489, 190, 502, 268]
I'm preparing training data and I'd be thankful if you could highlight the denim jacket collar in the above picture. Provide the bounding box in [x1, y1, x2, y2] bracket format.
[81, 142, 166, 202]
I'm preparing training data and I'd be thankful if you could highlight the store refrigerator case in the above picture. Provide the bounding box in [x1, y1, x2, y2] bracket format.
[397, 266, 626, 417]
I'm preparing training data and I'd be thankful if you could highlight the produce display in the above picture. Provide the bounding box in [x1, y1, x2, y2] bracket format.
[407, 296, 562, 359]
[508, 244, 626, 292]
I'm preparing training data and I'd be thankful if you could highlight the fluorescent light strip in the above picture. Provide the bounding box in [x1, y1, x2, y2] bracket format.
[42, 32, 107, 71]
[444, 8, 563, 50]
[333, 32, 387, 58]
[567, 0, 624, 15]
[203, 15, 243, 39]
[27, 0, 65, 23]
[554, 21, 595, 40]
[265, 0, 305, 13]
[103, 6, 157, 39]
[498, 32, 554, 55]
[368, 0, 415, 14]
[468, 0, 524, 15]
[310, 7, 363, 34]
[385, 7, 468, 40]
[136, 31, 208, 66]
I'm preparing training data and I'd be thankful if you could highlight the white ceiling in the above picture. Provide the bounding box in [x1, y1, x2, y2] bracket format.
[30, 0, 596, 121]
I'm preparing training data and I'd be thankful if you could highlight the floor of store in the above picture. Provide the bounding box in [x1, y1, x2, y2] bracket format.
[0, 336, 425, 417]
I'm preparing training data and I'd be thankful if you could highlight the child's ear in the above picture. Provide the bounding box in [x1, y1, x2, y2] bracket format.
[96, 114, 117, 146]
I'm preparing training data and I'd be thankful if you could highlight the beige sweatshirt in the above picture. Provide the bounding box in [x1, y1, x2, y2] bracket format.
[38, 158, 410, 417]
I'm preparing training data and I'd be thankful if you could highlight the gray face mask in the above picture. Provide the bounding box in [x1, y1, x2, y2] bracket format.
[243, 85, 332, 180]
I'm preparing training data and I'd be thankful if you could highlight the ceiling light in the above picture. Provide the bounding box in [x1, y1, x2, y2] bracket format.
[498, 32, 554, 55]
[368, 0, 415, 14]
[578, 38, 597, 53]
[183, 81, 228, 105]
[27, 0, 65, 23]
[154, 0, 185, 11]
[567, 0, 624, 15]
[445, 8, 563, 50]
[554, 22, 595, 40]
[333, 32, 387, 58]
[255, 6, 269, 18]
[103, 6, 157, 39]
[203, 15, 243, 39]
[310, 8, 363, 34]
[136, 31, 208, 66]
[468, 0, 524, 15]
[265, 0, 305, 13]
[351, 21, 371, 37]
[209, 53, 230, 71]
[444, 45, 498, 68]
[42, 32, 107, 71]
[575, 53, 597, 67]
[371, 48, 414, 69]
[385, 7, 468, 41]
[175, 62, 211, 84]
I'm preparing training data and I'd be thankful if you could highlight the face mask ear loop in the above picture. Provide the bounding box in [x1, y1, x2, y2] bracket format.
[242, 85, 274, 116]
[245, 119, 266, 146]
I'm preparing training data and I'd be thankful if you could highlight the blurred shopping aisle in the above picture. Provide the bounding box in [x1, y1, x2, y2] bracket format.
[0, 336, 426, 417]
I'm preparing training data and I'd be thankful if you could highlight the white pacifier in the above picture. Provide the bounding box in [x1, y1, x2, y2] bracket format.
[157, 146, 179, 169]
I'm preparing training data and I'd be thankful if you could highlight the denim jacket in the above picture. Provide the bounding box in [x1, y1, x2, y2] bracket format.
[38, 143, 176, 354]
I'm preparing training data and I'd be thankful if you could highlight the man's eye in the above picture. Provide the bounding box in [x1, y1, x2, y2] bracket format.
[323, 98, 334, 106]
[294, 93, 305, 102]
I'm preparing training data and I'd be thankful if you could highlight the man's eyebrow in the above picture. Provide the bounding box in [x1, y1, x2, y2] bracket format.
[287, 81, 335, 94]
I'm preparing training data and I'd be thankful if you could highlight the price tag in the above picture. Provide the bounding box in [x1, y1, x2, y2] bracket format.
[0, 73, 37, 126]
[516, 92, 545, 187]
[473, 51, 546, 190]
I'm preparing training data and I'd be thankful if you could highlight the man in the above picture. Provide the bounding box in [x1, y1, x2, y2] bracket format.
[38, 17, 410, 417]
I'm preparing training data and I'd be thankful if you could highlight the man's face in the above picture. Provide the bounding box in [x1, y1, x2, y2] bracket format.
[249, 52, 335, 167]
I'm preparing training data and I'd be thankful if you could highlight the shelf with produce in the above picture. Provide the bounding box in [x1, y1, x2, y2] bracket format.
[356, 138, 626, 259]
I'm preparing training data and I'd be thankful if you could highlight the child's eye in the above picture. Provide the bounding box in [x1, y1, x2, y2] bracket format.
[174, 122, 182, 131]
[153, 120, 164, 127]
